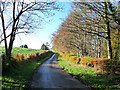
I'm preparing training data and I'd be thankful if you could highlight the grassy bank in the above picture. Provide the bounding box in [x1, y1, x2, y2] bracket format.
[1, 46, 54, 89]
[58, 56, 120, 89]
[2, 53, 53, 89]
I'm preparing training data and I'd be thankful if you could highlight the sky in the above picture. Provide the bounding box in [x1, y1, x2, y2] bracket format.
[0, 2, 72, 49]
[0, 1, 119, 50]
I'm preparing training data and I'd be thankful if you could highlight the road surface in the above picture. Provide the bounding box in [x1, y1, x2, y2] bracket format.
[29, 53, 91, 89]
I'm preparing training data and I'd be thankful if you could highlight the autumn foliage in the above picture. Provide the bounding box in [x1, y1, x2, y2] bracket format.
[2, 50, 54, 71]
[59, 52, 120, 74]
[12, 51, 52, 61]
[51, 2, 120, 76]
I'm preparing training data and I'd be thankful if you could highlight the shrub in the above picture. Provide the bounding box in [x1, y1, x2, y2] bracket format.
[60, 52, 70, 60]
[80, 57, 86, 65]
[79, 57, 110, 73]
[14, 53, 25, 61]
[80, 57, 93, 65]
[103, 59, 120, 74]
[2, 54, 17, 72]
[65, 54, 71, 60]
[87, 58, 109, 72]
[35, 52, 41, 56]
[27, 50, 54, 61]
[70, 56, 80, 64]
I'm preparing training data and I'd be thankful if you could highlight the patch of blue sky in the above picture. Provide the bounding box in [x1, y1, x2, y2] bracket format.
[13, 2, 72, 49]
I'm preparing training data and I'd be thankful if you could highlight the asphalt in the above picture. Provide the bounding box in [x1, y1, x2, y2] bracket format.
[29, 53, 91, 89]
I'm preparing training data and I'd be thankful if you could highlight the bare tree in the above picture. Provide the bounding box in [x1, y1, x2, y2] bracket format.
[0, 0, 61, 60]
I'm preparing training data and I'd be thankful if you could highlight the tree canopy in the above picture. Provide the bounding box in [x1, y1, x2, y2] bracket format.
[52, 1, 119, 60]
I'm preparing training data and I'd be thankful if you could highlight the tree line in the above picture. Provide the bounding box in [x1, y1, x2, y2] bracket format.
[52, 1, 120, 60]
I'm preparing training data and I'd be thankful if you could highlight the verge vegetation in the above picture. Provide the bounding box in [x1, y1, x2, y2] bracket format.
[1, 47, 54, 89]
[52, 2, 120, 89]
[58, 55, 120, 89]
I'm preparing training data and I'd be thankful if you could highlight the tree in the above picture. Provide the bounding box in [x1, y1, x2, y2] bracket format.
[20, 45, 24, 48]
[73, 2, 119, 59]
[20, 44, 28, 48]
[24, 44, 28, 48]
[0, 1, 60, 60]
[41, 43, 49, 50]
[52, 1, 119, 60]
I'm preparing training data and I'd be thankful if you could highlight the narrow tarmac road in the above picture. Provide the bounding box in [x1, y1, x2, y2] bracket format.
[30, 53, 90, 89]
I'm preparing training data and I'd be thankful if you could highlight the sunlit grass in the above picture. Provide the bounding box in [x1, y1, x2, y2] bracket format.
[58, 56, 120, 89]
[1, 46, 53, 89]
[0, 46, 43, 56]
[2, 52, 53, 89]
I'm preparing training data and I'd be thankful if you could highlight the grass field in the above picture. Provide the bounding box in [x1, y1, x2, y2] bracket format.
[58, 56, 120, 89]
[0, 46, 43, 56]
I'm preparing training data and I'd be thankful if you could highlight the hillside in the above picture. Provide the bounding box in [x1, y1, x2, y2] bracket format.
[0, 46, 44, 56]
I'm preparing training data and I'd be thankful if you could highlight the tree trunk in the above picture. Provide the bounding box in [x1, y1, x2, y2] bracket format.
[7, 1, 16, 60]
[107, 29, 113, 59]
[99, 39, 102, 58]
[8, 35, 15, 60]
[106, 40, 110, 59]
[0, 4, 8, 56]
[104, 2, 113, 59]
[97, 36, 99, 58]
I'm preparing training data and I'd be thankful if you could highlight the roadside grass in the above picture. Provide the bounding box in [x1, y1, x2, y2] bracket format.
[2, 53, 53, 89]
[58, 56, 120, 89]
[1, 46, 54, 89]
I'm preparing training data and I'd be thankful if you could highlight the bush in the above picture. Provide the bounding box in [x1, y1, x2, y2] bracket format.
[59, 52, 120, 75]
[80, 57, 93, 65]
[2, 50, 54, 72]
[103, 59, 120, 74]
[70, 56, 80, 64]
[28, 53, 36, 59]
[2, 54, 17, 72]
[14, 53, 25, 61]
[80, 57, 109, 73]
[85, 58, 109, 72]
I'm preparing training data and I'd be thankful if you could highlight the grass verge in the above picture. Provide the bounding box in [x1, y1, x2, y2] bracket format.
[57, 56, 120, 89]
[2, 53, 53, 89]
